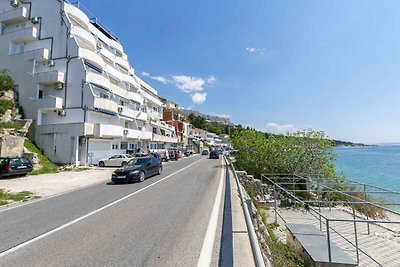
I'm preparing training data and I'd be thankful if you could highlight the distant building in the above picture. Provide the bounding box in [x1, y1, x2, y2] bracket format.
[160, 98, 192, 146]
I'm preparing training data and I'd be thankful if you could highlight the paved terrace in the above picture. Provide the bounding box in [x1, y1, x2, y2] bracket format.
[267, 206, 400, 267]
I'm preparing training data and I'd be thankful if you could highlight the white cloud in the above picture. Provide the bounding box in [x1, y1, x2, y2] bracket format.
[266, 122, 298, 134]
[141, 72, 170, 84]
[191, 93, 207, 104]
[246, 47, 266, 54]
[207, 76, 216, 84]
[172, 75, 206, 93]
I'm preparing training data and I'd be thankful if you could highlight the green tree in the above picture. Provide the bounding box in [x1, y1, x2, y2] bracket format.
[231, 128, 337, 179]
[0, 69, 14, 95]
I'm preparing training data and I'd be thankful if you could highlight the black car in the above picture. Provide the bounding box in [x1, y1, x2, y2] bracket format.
[209, 150, 220, 159]
[111, 156, 162, 183]
[0, 157, 33, 178]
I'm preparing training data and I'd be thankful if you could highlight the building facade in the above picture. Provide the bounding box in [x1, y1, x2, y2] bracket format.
[0, 0, 176, 165]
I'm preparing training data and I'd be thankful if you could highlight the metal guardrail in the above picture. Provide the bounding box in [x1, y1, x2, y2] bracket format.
[262, 173, 400, 266]
[224, 156, 268, 267]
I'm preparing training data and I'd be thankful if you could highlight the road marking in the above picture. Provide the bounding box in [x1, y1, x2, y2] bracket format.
[0, 157, 205, 258]
[197, 158, 225, 267]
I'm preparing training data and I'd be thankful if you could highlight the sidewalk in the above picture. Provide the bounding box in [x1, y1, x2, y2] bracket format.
[228, 167, 256, 267]
[0, 168, 114, 197]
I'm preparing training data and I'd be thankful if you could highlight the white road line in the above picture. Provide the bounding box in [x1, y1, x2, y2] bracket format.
[197, 158, 225, 267]
[0, 157, 205, 258]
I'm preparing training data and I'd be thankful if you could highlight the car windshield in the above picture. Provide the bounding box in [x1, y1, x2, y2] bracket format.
[127, 158, 149, 166]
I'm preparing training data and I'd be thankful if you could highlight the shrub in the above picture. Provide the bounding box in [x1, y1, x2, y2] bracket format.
[0, 99, 15, 116]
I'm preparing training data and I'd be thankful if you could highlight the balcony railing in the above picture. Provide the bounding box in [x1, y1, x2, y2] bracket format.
[36, 96, 63, 111]
[0, 6, 28, 25]
[35, 70, 65, 85]
[152, 134, 178, 143]
[93, 97, 118, 113]
[93, 123, 123, 138]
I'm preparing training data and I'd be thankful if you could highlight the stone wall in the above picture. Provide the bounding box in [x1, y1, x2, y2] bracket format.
[0, 135, 25, 157]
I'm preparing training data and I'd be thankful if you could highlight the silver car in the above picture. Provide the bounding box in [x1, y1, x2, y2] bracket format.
[98, 154, 133, 167]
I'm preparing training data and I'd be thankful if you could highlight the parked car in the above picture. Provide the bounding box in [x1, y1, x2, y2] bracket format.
[201, 149, 209, 155]
[150, 152, 163, 162]
[111, 156, 162, 183]
[98, 154, 133, 167]
[149, 149, 169, 162]
[0, 157, 33, 178]
[209, 150, 220, 159]
[168, 150, 177, 161]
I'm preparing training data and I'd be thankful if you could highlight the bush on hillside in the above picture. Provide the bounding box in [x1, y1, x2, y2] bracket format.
[0, 69, 14, 95]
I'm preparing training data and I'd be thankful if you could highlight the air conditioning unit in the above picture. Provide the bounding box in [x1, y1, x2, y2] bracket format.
[96, 43, 102, 50]
[31, 17, 39, 24]
[10, 0, 19, 8]
[58, 110, 66, 116]
[48, 59, 55, 67]
[123, 129, 128, 135]
[55, 82, 64, 90]
[118, 106, 123, 113]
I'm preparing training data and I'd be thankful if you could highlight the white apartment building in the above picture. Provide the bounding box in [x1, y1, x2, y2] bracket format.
[0, 0, 177, 165]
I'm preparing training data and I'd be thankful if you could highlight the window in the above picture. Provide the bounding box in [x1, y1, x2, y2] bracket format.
[112, 144, 118, 150]
[120, 101, 125, 106]
[129, 143, 138, 150]
[120, 142, 128, 150]
[124, 121, 129, 128]
[153, 127, 157, 134]
[153, 107, 158, 113]
[38, 90, 43, 99]
[149, 143, 157, 150]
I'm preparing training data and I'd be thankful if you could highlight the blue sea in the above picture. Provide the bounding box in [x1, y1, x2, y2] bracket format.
[334, 145, 400, 204]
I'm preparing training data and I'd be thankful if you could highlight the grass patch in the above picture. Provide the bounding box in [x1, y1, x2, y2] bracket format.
[265, 222, 305, 267]
[0, 189, 38, 206]
[0, 121, 22, 132]
[0, 99, 15, 116]
[24, 139, 59, 175]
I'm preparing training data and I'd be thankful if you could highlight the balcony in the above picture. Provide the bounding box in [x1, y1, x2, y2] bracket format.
[76, 47, 103, 70]
[109, 39, 123, 54]
[70, 26, 96, 51]
[11, 48, 49, 62]
[140, 131, 152, 140]
[125, 128, 142, 139]
[93, 97, 118, 113]
[152, 134, 178, 143]
[86, 71, 110, 90]
[63, 3, 91, 30]
[104, 64, 122, 81]
[115, 56, 130, 71]
[135, 111, 147, 122]
[0, 6, 28, 25]
[127, 91, 144, 105]
[93, 124, 123, 138]
[35, 70, 65, 85]
[36, 96, 63, 111]
[99, 46, 115, 62]
[118, 106, 135, 118]
[12, 26, 39, 43]
[110, 83, 129, 99]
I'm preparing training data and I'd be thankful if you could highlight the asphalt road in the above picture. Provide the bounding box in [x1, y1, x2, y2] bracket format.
[0, 155, 226, 266]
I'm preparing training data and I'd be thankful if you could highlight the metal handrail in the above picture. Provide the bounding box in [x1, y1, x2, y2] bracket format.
[224, 156, 268, 267]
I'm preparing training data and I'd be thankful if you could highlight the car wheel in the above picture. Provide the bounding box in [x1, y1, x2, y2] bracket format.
[99, 161, 105, 167]
[121, 161, 127, 167]
[157, 167, 162, 175]
[139, 171, 145, 182]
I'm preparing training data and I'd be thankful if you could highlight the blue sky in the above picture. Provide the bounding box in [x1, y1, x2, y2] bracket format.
[77, 0, 400, 144]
